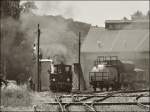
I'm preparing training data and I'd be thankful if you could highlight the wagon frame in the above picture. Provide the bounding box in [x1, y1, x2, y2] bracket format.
[89, 56, 121, 91]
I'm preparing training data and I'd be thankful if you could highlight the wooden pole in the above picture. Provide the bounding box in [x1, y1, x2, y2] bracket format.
[0, 27, 1, 75]
[78, 32, 81, 91]
[37, 24, 41, 92]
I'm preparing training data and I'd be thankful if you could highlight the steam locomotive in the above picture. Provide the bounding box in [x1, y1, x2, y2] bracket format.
[48, 62, 72, 92]
[89, 56, 123, 91]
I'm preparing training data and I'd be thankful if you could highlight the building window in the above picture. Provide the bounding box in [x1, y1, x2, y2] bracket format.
[109, 25, 113, 29]
[97, 41, 103, 48]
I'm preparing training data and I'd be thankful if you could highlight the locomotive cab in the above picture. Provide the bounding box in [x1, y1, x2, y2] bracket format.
[49, 63, 72, 92]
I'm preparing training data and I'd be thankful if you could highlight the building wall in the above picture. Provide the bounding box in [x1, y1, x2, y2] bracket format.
[81, 52, 149, 89]
[32, 62, 50, 91]
[40, 63, 50, 91]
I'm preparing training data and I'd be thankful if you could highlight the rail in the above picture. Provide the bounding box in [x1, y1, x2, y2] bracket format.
[55, 95, 65, 112]
[135, 94, 150, 110]
[43, 90, 150, 112]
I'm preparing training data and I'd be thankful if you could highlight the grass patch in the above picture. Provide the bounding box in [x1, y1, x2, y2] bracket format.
[1, 84, 31, 107]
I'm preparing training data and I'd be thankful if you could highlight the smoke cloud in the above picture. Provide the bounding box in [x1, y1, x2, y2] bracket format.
[20, 11, 79, 65]
[1, 17, 35, 83]
[2, 1, 90, 85]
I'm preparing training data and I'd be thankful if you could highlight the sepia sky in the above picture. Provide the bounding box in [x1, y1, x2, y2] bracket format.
[21, 1, 149, 26]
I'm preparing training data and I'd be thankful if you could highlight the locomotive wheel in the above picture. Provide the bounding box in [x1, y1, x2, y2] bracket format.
[66, 86, 72, 93]
[93, 86, 96, 92]
[66, 89, 71, 93]
[116, 83, 121, 90]
[106, 86, 109, 91]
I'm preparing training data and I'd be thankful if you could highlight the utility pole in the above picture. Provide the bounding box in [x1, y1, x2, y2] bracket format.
[37, 24, 41, 92]
[78, 32, 81, 91]
[0, 27, 1, 75]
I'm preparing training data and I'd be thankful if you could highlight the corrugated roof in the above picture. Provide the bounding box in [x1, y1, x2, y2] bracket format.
[81, 27, 149, 52]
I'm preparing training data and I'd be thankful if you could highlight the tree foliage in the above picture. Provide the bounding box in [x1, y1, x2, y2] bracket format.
[20, 1, 37, 13]
[131, 10, 149, 20]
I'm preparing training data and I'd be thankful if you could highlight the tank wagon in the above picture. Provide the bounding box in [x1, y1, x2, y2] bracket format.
[89, 56, 123, 91]
[48, 63, 72, 92]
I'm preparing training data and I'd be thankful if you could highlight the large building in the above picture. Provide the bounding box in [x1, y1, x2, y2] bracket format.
[81, 19, 149, 88]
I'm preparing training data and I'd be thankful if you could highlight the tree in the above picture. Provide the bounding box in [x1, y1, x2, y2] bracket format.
[146, 10, 150, 18]
[0, 0, 20, 19]
[0, 0, 36, 83]
[131, 10, 144, 20]
[122, 17, 128, 20]
[20, 1, 37, 14]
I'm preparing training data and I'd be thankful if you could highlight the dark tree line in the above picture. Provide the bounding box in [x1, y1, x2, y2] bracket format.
[0, 0, 34, 84]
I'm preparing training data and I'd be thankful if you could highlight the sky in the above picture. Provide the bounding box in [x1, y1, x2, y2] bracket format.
[21, 1, 149, 26]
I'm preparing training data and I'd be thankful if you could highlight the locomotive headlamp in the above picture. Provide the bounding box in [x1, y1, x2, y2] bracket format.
[67, 78, 70, 82]
[52, 78, 56, 81]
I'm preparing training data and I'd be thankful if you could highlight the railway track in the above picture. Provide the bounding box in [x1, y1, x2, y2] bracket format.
[46, 101, 150, 111]
[135, 94, 150, 110]
[71, 95, 96, 112]
[61, 89, 150, 97]
[55, 95, 66, 112]
[44, 90, 150, 112]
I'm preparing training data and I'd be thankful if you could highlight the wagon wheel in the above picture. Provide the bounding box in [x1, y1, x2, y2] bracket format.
[100, 86, 103, 91]
[112, 83, 121, 91]
[112, 84, 117, 91]
[93, 86, 96, 92]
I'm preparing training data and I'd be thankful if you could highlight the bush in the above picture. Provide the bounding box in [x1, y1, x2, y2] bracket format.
[1, 83, 31, 107]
